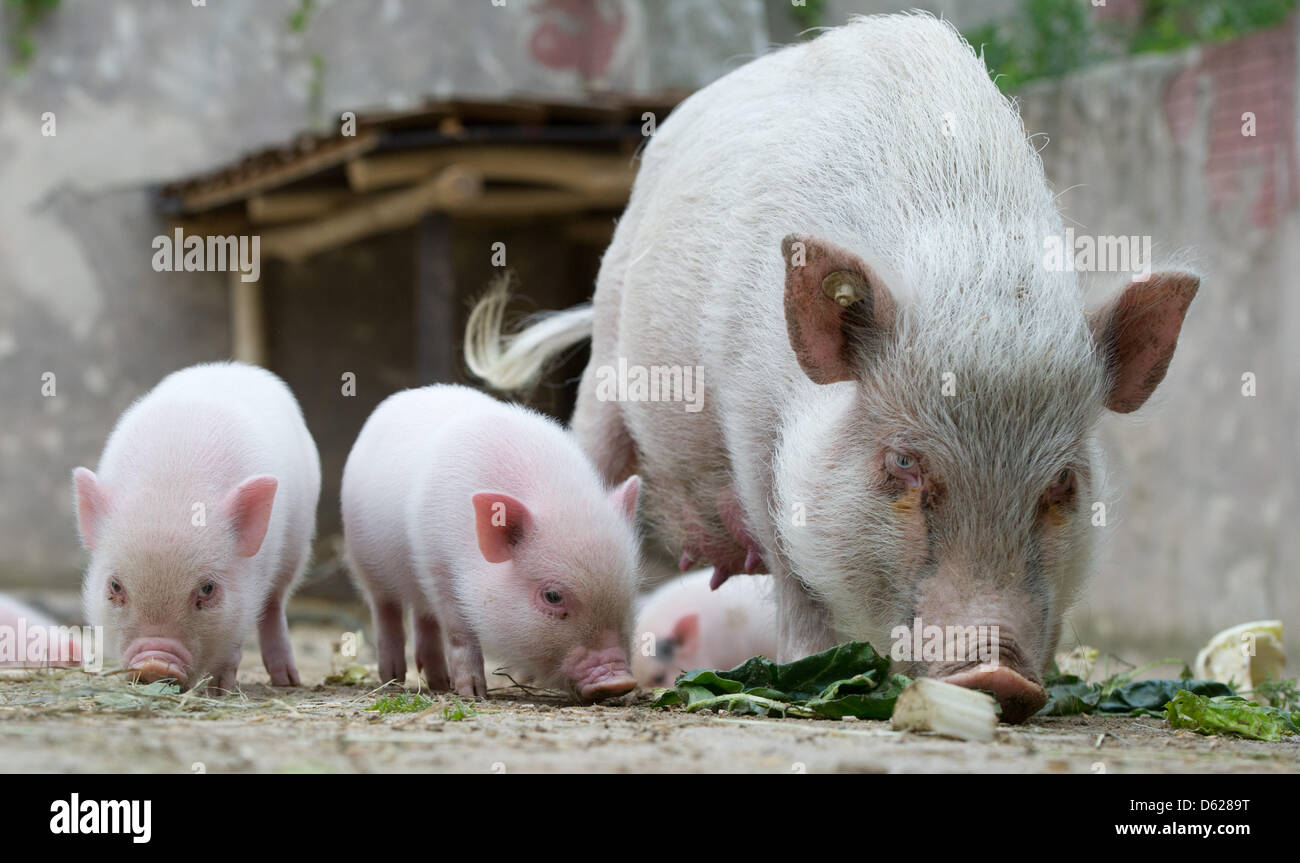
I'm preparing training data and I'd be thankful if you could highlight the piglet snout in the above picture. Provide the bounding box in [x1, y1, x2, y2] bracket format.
[566, 644, 636, 701]
[123, 637, 192, 685]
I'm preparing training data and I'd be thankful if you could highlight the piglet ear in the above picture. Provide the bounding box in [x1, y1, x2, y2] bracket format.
[1089, 271, 1199, 413]
[670, 613, 700, 652]
[223, 475, 278, 558]
[73, 467, 109, 551]
[782, 233, 896, 385]
[609, 475, 640, 522]
[472, 492, 533, 564]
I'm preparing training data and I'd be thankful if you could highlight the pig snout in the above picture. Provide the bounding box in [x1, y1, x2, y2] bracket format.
[564, 644, 636, 701]
[928, 639, 1047, 724]
[122, 637, 192, 685]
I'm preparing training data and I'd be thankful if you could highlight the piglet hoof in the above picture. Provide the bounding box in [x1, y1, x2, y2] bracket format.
[261, 644, 302, 687]
[451, 669, 487, 699]
[378, 657, 408, 688]
[204, 670, 238, 696]
[417, 661, 451, 692]
[266, 662, 301, 688]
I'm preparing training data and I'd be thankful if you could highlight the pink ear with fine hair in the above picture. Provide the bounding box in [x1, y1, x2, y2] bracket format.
[609, 475, 640, 521]
[781, 233, 896, 385]
[223, 475, 279, 558]
[73, 467, 109, 551]
[471, 492, 533, 564]
[1089, 271, 1199, 413]
[671, 613, 700, 652]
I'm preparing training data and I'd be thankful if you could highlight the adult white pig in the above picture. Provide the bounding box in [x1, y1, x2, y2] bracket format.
[74, 362, 320, 692]
[465, 14, 1198, 722]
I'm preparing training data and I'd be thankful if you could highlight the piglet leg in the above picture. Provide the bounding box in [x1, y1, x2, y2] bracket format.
[258, 593, 301, 686]
[414, 612, 450, 691]
[206, 646, 242, 695]
[371, 597, 408, 686]
[444, 623, 487, 698]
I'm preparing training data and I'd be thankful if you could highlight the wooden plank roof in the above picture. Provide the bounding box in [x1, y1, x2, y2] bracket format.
[155, 92, 686, 218]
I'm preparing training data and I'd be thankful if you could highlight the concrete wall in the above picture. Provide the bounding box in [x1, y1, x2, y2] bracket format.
[0, 0, 766, 585]
[1015, 20, 1300, 665]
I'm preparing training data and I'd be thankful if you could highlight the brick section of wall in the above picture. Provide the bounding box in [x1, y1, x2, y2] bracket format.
[1165, 17, 1300, 228]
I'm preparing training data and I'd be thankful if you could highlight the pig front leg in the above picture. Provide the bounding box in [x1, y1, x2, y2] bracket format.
[258, 594, 301, 687]
[444, 624, 487, 698]
[413, 613, 450, 691]
[205, 646, 242, 695]
[371, 597, 408, 686]
[772, 563, 838, 663]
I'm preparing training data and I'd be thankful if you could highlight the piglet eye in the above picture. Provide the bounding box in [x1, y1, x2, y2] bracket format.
[109, 580, 123, 594]
[199, 582, 215, 597]
[542, 589, 563, 606]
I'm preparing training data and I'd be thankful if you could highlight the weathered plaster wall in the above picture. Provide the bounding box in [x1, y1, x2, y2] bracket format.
[0, 0, 766, 583]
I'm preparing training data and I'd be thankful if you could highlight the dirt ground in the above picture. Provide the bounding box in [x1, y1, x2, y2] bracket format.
[1, 603, 1297, 774]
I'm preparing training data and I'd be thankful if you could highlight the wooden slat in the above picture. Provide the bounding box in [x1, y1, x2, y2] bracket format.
[346, 145, 636, 195]
[444, 186, 629, 219]
[247, 187, 356, 224]
[230, 273, 266, 366]
[179, 131, 380, 213]
[259, 165, 483, 262]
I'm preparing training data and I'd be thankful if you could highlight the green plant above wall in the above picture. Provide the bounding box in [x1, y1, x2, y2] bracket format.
[5, 0, 61, 72]
[966, 0, 1298, 92]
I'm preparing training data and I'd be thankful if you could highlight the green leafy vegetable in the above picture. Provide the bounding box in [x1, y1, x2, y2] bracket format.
[652, 641, 910, 719]
[1040, 658, 1232, 716]
[1165, 691, 1300, 742]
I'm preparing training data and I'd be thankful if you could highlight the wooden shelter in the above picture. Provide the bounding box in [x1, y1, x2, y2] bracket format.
[152, 94, 684, 559]
[153, 93, 684, 379]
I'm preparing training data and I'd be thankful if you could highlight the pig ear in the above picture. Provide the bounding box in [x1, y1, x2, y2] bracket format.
[73, 467, 110, 551]
[1089, 271, 1199, 413]
[472, 492, 533, 564]
[781, 233, 896, 385]
[609, 475, 640, 522]
[670, 613, 700, 652]
[222, 475, 278, 558]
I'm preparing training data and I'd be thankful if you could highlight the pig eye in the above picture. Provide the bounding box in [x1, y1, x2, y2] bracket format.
[1047, 468, 1075, 498]
[542, 589, 563, 606]
[109, 579, 123, 594]
[884, 450, 922, 487]
[196, 580, 218, 609]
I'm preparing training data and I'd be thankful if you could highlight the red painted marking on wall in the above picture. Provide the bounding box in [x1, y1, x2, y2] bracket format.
[529, 0, 626, 80]
[1164, 17, 1299, 228]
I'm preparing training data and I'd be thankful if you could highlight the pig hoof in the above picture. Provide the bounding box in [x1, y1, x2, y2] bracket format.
[268, 665, 301, 687]
[453, 673, 487, 698]
[418, 664, 451, 691]
[205, 674, 237, 696]
[378, 662, 407, 687]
